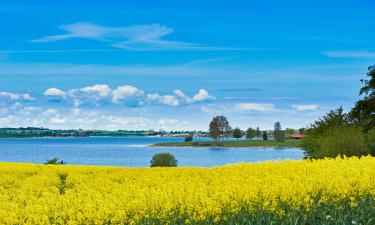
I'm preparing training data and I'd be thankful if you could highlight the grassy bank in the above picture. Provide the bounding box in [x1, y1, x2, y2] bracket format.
[153, 139, 302, 148]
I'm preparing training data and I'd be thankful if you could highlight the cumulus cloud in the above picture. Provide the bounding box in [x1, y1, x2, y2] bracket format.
[112, 85, 144, 103]
[43, 87, 66, 98]
[43, 84, 214, 107]
[147, 93, 179, 106]
[0, 91, 35, 101]
[234, 103, 276, 112]
[292, 104, 318, 111]
[80, 84, 112, 97]
[192, 89, 216, 102]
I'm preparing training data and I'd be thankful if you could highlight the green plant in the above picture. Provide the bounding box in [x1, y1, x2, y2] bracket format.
[184, 135, 193, 142]
[45, 157, 65, 165]
[232, 127, 243, 140]
[150, 153, 178, 167]
[306, 125, 369, 158]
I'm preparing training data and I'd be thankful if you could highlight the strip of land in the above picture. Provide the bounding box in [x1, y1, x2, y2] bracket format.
[153, 139, 302, 148]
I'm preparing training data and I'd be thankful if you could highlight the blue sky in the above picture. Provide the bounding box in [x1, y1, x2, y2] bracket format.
[0, 0, 374, 130]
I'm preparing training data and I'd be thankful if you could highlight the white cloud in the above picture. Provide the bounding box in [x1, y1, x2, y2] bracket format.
[80, 84, 112, 97]
[323, 51, 375, 58]
[43, 87, 66, 98]
[0, 91, 35, 101]
[234, 103, 276, 112]
[147, 93, 179, 106]
[292, 104, 319, 111]
[192, 89, 215, 102]
[112, 85, 144, 103]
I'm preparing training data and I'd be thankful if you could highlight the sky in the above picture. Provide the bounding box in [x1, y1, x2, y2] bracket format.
[0, 0, 374, 131]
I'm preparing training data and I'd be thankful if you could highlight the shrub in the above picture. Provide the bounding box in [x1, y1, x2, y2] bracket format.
[304, 125, 370, 158]
[184, 135, 193, 142]
[150, 153, 178, 167]
[45, 157, 65, 165]
[365, 129, 375, 155]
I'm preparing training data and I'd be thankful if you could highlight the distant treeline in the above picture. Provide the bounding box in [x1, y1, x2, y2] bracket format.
[0, 127, 208, 138]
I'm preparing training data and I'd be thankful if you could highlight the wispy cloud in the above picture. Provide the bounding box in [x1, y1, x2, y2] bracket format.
[292, 104, 319, 111]
[234, 103, 276, 112]
[32, 22, 236, 51]
[323, 50, 375, 58]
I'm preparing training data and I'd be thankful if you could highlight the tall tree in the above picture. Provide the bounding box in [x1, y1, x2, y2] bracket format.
[350, 65, 375, 131]
[246, 127, 256, 139]
[255, 127, 261, 137]
[209, 116, 231, 140]
[262, 131, 268, 140]
[232, 127, 243, 140]
[273, 122, 285, 143]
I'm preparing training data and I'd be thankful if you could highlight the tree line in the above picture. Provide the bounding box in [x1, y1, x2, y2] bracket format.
[208, 116, 300, 143]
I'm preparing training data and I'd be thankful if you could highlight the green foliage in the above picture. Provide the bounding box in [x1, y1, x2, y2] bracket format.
[45, 157, 65, 165]
[365, 129, 375, 155]
[150, 153, 178, 167]
[232, 127, 243, 140]
[262, 131, 268, 140]
[350, 65, 375, 131]
[184, 135, 193, 142]
[246, 127, 256, 139]
[284, 128, 295, 136]
[309, 107, 350, 136]
[273, 122, 285, 143]
[209, 116, 232, 140]
[255, 127, 261, 137]
[303, 125, 373, 159]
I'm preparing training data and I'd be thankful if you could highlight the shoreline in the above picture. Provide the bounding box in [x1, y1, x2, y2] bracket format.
[152, 139, 302, 149]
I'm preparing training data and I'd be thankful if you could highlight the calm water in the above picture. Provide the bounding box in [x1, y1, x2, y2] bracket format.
[0, 137, 304, 167]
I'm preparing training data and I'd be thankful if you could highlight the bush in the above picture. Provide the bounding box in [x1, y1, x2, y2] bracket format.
[365, 129, 375, 155]
[184, 135, 193, 142]
[45, 157, 65, 165]
[150, 153, 178, 167]
[303, 125, 370, 158]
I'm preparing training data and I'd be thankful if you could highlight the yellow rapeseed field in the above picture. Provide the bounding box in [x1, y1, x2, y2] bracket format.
[0, 156, 374, 224]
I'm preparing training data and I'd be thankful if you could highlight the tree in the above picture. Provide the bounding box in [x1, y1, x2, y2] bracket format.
[255, 127, 261, 137]
[298, 128, 306, 135]
[150, 153, 177, 167]
[274, 122, 285, 143]
[262, 131, 268, 140]
[184, 135, 193, 142]
[310, 107, 350, 136]
[233, 127, 243, 140]
[209, 116, 232, 140]
[350, 65, 375, 131]
[285, 128, 295, 137]
[246, 127, 256, 139]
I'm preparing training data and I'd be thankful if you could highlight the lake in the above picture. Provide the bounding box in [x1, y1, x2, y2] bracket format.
[0, 137, 304, 167]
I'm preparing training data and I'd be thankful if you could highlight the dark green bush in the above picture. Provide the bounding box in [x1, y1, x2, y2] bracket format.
[184, 135, 193, 142]
[45, 157, 65, 165]
[150, 153, 178, 167]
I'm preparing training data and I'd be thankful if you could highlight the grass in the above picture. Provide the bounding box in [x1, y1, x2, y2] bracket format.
[153, 139, 302, 148]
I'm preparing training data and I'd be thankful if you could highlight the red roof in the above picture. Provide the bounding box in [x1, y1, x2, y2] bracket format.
[290, 134, 305, 139]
